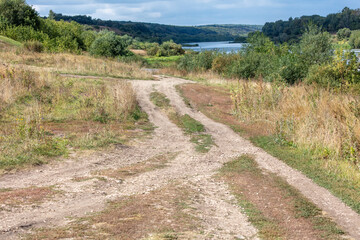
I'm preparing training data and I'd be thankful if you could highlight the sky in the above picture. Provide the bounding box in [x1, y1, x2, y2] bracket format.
[27, 0, 359, 26]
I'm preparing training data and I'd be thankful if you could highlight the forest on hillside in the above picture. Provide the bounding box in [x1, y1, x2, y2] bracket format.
[51, 13, 261, 43]
[262, 7, 360, 43]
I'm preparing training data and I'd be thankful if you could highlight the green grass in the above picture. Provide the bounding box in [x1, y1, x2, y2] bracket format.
[0, 35, 22, 47]
[0, 73, 153, 172]
[252, 135, 360, 215]
[150, 92, 171, 108]
[149, 91, 214, 153]
[178, 114, 205, 134]
[145, 55, 183, 68]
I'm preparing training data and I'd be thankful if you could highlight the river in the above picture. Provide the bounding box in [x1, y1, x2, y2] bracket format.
[182, 41, 245, 52]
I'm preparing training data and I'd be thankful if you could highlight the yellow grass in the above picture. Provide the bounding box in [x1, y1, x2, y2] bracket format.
[0, 48, 152, 80]
[0, 46, 149, 170]
[231, 80, 360, 170]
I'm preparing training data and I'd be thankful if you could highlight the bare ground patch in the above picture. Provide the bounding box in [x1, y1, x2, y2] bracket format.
[0, 187, 56, 207]
[25, 182, 202, 240]
[92, 152, 179, 180]
[218, 155, 344, 240]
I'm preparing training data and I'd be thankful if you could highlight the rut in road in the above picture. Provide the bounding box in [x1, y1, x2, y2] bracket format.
[0, 75, 359, 239]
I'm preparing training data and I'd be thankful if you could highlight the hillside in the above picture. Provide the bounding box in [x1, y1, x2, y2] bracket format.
[52, 13, 260, 43]
[263, 7, 360, 43]
[198, 24, 262, 36]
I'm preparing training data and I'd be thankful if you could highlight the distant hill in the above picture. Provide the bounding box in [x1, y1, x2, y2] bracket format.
[262, 7, 360, 43]
[51, 13, 261, 43]
[198, 24, 262, 36]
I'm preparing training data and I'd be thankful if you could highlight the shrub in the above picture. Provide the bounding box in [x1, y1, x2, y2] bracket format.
[89, 31, 131, 57]
[299, 25, 332, 66]
[337, 28, 351, 40]
[156, 40, 184, 57]
[177, 51, 216, 72]
[349, 30, 360, 49]
[305, 64, 338, 87]
[23, 40, 43, 52]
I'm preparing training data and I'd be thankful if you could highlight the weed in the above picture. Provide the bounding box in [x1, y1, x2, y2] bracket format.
[150, 92, 171, 108]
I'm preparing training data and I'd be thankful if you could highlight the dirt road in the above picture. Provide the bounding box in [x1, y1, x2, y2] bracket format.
[1, 76, 359, 239]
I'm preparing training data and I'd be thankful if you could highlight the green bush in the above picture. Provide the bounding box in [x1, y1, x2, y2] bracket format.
[89, 31, 131, 57]
[337, 28, 351, 40]
[349, 30, 360, 49]
[299, 25, 332, 67]
[305, 64, 338, 87]
[0, 0, 40, 29]
[177, 51, 217, 72]
[23, 40, 43, 52]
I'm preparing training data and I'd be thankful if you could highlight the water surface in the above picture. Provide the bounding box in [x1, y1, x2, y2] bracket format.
[182, 41, 244, 52]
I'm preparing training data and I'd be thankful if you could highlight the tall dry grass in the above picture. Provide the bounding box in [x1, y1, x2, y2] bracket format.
[231, 80, 360, 172]
[0, 62, 138, 170]
[0, 48, 152, 80]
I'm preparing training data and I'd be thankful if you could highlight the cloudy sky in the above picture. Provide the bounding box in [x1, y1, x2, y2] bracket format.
[27, 0, 359, 26]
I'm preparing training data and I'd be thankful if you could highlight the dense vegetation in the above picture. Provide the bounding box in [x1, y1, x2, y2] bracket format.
[51, 13, 261, 43]
[0, 0, 186, 58]
[177, 27, 359, 87]
[263, 7, 360, 43]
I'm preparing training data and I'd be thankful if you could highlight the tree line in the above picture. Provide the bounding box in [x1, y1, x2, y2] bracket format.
[262, 7, 360, 43]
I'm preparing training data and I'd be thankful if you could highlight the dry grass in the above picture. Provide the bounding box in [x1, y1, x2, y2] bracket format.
[26, 183, 201, 240]
[93, 152, 178, 179]
[178, 80, 360, 213]
[159, 67, 234, 85]
[231, 80, 360, 170]
[0, 48, 153, 80]
[0, 50, 151, 171]
[0, 187, 56, 206]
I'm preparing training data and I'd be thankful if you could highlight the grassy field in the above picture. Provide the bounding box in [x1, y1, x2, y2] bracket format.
[0, 35, 22, 47]
[145, 55, 183, 68]
[0, 42, 154, 173]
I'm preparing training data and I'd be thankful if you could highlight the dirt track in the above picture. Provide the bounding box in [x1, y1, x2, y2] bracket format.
[1, 76, 360, 239]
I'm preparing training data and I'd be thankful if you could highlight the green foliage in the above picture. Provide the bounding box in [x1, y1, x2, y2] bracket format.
[177, 26, 354, 87]
[349, 30, 360, 49]
[52, 13, 262, 43]
[337, 28, 351, 40]
[0, 35, 22, 46]
[178, 51, 217, 72]
[263, 7, 360, 43]
[144, 40, 184, 57]
[0, 0, 40, 29]
[306, 46, 360, 87]
[89, 31, 132, 57]
[299, 25, 332, 66]
[155, 40, 184, 57]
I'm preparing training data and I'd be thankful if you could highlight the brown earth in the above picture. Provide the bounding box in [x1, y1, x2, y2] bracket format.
[0, 75, 359, 239]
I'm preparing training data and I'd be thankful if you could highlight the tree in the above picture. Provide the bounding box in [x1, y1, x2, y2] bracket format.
[337, 28, 351, 40]
[0, 0, 40, 29]
[299, 25, 332, 66]
[89, 31, 132, 57]
[48, 10, 55, 20]
[349, 30, 360, 49]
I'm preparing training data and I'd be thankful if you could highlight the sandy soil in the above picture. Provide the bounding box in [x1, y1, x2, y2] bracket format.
[0, 75, 359, 239]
